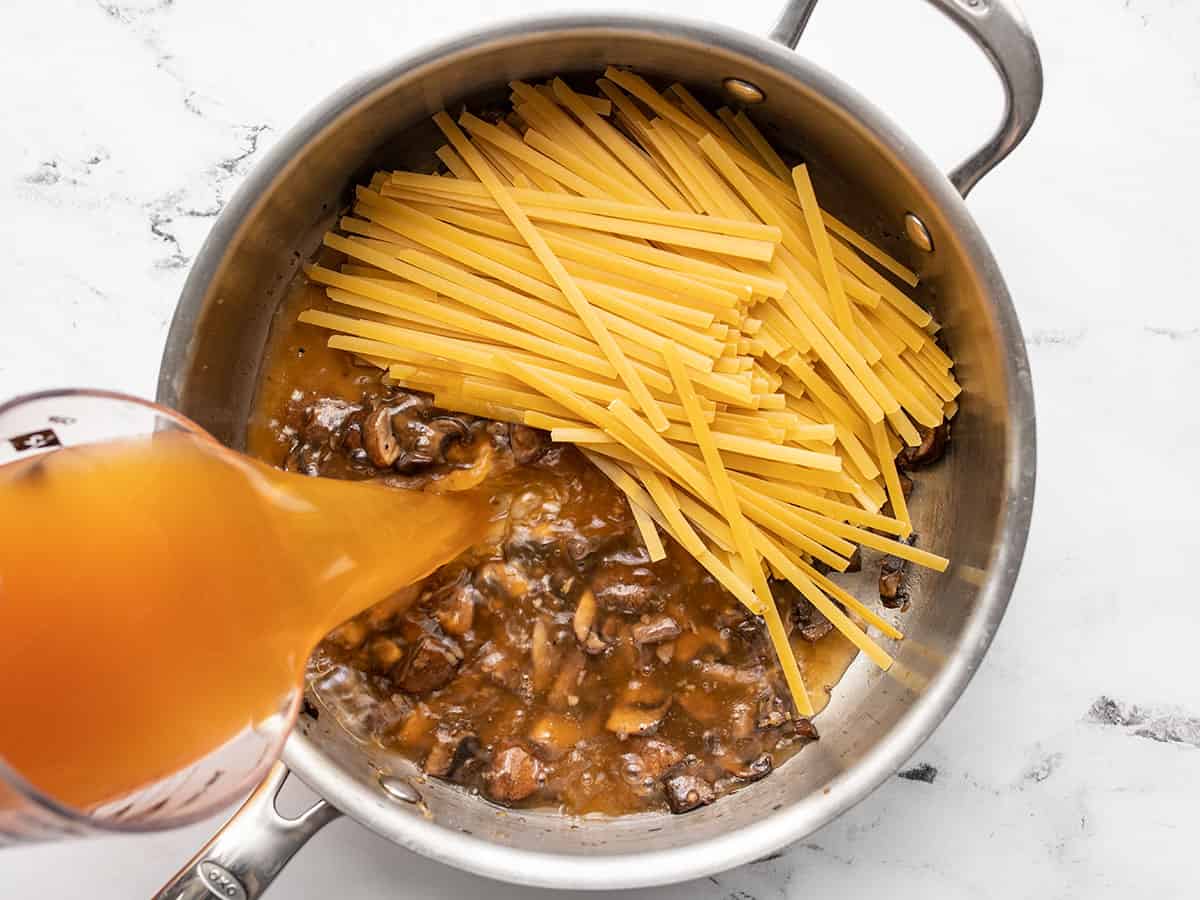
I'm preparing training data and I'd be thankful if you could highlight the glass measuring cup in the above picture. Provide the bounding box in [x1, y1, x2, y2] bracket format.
[0, 389, 299, 843]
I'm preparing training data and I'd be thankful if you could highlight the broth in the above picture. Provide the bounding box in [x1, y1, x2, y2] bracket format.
[0, 428, 484, 811]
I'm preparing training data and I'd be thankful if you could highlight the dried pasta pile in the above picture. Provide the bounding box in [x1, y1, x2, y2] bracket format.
[297, 70, 961, 716]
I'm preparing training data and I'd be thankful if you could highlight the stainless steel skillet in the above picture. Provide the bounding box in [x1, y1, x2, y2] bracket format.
[156, 2, 1040, 895]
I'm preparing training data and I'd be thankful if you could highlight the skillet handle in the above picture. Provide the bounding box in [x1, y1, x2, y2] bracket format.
[769, 0, 1043, 197]
[154, 762, 340, 900]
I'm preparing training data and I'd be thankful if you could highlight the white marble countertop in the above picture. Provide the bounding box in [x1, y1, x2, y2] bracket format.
[3, 0, 1198, 897]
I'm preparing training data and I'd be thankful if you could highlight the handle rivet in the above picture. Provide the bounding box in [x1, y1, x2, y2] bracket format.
[722, 78, 765, 106]
[904, 213, 934, 253]
[379, 774, 422, 803]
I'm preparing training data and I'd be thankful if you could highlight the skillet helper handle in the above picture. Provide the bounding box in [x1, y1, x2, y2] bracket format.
[154, 762, 340, 900]
[769, 0, 1043, 197]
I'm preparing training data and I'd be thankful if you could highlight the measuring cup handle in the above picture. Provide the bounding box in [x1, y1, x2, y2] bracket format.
[769, 0, 1044, 197]
[155, 762, 340, 900]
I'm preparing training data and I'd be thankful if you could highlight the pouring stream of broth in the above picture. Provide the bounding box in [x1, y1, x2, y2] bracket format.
[0, 431, 487, 811]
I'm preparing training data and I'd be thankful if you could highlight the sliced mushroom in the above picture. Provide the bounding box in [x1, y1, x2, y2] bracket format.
[367, 636, 404, 672]
[620, 737, 685, 793]
[631, 738, 683, 780]
[606, 681, 672, 736]
[475, 560, 530, 601]
[302, 398, 358, 445]
[476, 641, 523, 693]
[713, 603, 760, 641]
[599, 615, 624, 643]
[779, 580, 836, 642]
[423, 730, 481, 779]
[483, 744, 544, 804]
[590, 558, 662, 615]
[729, 700, 758, 740]
[701, 728, 726, 757]
[756, 691, 792, 730]
[583, 633, 609, 655]
[624, 679, 670, 706]
[793, 717, 820, 741]
[504, 522, 560, 566]
[428, 441, 497, 492]
[530, 618, 559, 693]
[509, 424, 549, 465]
[363, 406, 401, 468]
[695, 661, 764, 685]
[427, 414, 471, 454]
[757, 708, 789, 729]
[564, 535, 590, 563]
[605, 700, 671, 737]
[393, 390, 434, 417]
[631, 615, 681, 646]
[898, 422, 949, 469]
[341, 412, 365, 455]
[880, 535, 916, 608]
[664, 773, 716, 814]
[549, 568, 577, 600]
[398, 636, 460, 694]
[388, 414, 471, 471]
[880, 570, 903, 605]
[718, 752, 773, 783]
[573, 588, 597, 644]
[434, 581, 479, 637]
[799, 616, 834, 643]
[547, 647, 585, 711]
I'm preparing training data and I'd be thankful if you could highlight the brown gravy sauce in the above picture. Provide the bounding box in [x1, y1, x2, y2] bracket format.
[245, 271, 859, 816]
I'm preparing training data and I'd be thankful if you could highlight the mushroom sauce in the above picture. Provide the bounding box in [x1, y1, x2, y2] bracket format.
[246, 274, 864, 816]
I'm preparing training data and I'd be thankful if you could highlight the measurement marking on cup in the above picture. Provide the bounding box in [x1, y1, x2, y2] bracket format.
[9, 429, 60, 452]
[197, 860, 247, 900]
